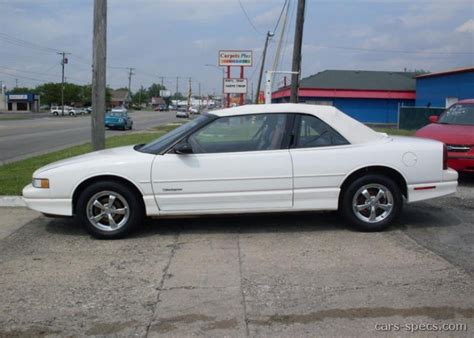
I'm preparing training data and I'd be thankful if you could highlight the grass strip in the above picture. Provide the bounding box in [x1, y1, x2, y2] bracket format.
[0, 125, 178, 196]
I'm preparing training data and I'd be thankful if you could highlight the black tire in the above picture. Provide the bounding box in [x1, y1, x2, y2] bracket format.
[340, 174, 402, 232]
[75, 181, 144, 239]
[53, 111, 58, 116]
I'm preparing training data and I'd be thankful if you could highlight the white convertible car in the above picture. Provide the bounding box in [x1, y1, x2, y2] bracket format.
[23, 104, 458, 239]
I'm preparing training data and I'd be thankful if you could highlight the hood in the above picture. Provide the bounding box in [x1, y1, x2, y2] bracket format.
[415, 123, 474, 145]
[34, 145, 141, 175]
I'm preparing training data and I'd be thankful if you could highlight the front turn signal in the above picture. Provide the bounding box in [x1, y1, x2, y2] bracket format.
[32, 178, 50, 189]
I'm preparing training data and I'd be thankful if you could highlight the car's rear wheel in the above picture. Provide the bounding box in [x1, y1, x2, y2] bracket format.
[341, 174, 402, 232]
[76, 181, 144, 239]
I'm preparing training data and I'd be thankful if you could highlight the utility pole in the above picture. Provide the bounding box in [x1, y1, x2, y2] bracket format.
[159, 76, 165, 88]
[126, 67, 135, 107]
[187, 77, 192, 111]
[255, 31, 274, 104]
[251, 82, 254, 103]
[58, 51, 71, 115]
[139, 84, 143, 107]
[91, 0, 107, 150]
[290, 0, 306, 103]
[15, 79, 18, 88]
[175, 76, 179, 107]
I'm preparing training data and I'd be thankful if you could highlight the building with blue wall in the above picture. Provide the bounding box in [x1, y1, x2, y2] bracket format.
[415, 67, 474, 108]
[272, 70, 416, 124]
[6, 93, 40, 112]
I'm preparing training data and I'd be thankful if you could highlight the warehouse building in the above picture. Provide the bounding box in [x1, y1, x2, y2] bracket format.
[272, 70, 416, 124]
[415, 66, 474, 108]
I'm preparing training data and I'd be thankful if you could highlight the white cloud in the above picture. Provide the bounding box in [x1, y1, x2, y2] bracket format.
[456, 19, 474, 33]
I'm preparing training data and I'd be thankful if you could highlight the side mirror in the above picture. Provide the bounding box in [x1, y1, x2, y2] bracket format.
[429, 115, 439, 123]
[174, 141, 193, 154]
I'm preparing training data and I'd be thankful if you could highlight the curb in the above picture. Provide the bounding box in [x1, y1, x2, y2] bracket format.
[0, 196, 26, 207]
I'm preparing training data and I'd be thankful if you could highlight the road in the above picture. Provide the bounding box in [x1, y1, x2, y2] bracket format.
[0, 110, 180, 164]
[0, 176, 472, 336]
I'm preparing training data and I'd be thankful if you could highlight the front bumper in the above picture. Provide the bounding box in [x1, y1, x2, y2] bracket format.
[22, 184, 73, 216]
[448, 156, 474, 173]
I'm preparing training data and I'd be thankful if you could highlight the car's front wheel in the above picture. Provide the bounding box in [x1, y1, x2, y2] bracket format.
[76, 181, 144, 239]
[340, 174, 402, 232]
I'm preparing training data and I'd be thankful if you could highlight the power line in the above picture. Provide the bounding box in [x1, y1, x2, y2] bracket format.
[0, 32, 61, 54]
[0, 70, 47, 83]
[237, 0, 262, 35]
[0, 64, 59, 78]
[273, 0, 289, 33]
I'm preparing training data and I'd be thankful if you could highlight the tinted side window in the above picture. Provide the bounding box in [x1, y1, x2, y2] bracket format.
[296, 114, 349, 148]
[188, 114, 288, 153]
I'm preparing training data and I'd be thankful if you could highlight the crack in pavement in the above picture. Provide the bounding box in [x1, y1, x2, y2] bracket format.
[237, 229, 250, 337]
[248, 306, 474, 326]
[144, 233, 180, 337]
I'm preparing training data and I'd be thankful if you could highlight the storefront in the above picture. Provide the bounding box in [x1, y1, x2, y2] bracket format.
[6, 93, 40, 112]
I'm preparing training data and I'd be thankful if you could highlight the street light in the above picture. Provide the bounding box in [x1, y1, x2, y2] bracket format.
[255, 31, 274, 104]
[205, 64, 225, 107]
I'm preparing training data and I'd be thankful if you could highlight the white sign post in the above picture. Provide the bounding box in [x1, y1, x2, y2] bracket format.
[223, 78, 247, 94]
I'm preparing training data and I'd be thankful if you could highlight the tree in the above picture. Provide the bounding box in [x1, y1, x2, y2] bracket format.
[34, 83, 62, 105]
[132, 86, 149, 106]
[7, 87, 34, 94]
[171, 92, 185, 100]
[147, 83, 166, 98]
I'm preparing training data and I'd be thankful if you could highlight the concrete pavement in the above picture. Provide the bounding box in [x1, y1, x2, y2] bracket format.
[0, 110, 180, 164]
[0, 178, 472, 336]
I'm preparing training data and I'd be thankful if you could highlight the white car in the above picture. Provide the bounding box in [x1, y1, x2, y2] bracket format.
[23, 104, 458, 239]
[176, 110, 189, 118]
[50, 106, 77, 116]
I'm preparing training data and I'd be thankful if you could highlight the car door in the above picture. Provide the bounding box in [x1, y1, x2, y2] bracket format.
[152, 113, 294, 213]
[289, 114, 352, 210]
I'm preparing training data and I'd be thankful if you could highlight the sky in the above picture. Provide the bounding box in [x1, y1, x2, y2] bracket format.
[0, 0, 473, 96]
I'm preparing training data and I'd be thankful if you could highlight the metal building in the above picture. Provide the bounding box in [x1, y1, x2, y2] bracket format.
[272, 70, 417, 124]
[415, 66, 474, 108]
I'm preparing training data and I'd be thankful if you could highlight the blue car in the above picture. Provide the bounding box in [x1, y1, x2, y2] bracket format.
[105, 109, 133, 130]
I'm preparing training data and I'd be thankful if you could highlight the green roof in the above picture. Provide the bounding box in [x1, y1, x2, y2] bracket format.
[300, 70, 417, 91]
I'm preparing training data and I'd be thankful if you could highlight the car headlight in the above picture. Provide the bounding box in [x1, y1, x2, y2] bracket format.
[119, 118, 124, 122]
[32, 178, 50, 189]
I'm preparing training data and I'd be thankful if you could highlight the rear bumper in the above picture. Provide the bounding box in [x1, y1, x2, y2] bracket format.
[448, 156, 474, 173]
[22, 184, 72, 216]
[407, 168, 458, 203]
[105, 123, 125, 128]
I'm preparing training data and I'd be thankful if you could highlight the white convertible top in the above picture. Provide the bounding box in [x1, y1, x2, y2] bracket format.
[211, 103, 385, 144]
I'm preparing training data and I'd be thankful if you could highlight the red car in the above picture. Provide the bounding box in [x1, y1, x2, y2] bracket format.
[416, 99, 474, 173]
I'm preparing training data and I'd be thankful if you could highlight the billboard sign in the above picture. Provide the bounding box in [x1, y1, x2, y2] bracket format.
[159, 90, 171, 98]
[223, 78, 247, 94]
[219, 50, 252, 67]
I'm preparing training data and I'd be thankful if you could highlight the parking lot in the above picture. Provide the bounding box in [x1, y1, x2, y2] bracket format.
[0, 176, 473, 336]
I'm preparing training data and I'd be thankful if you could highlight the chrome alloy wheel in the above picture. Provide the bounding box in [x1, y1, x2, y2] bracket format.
[352, 183, 394, 223]
[86, 190, 130, 231]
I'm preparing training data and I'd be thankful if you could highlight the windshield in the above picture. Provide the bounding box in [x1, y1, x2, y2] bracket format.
[139, 115, 214, 154]
[107, 112, 125, 117]
[438, 104, 474, 125]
